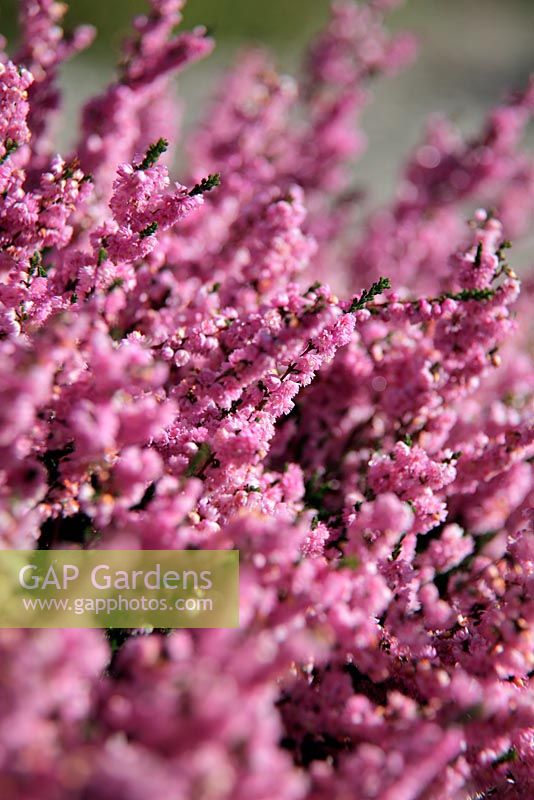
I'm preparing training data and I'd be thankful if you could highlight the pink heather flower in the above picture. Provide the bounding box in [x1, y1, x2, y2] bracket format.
[0, 1, 533, 799]
[0, 61, 34, 159]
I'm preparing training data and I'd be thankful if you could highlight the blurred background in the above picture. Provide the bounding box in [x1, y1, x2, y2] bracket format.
[1, 0, 533, 203]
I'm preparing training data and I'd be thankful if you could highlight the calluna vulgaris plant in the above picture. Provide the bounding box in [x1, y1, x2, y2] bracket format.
[0, 0, 533, 798]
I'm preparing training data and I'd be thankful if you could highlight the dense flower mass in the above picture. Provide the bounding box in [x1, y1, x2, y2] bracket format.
[0, 1, 533, 798]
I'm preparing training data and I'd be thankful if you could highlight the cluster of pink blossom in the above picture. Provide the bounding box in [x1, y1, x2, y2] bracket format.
[0, 1, 533, 798]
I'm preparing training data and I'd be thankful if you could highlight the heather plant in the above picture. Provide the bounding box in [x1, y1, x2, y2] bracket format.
[0, 1, 533, 798]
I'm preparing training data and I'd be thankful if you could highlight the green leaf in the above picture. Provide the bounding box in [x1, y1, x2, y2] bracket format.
[492, 747, 517, 767]
[185, 443, 213, 478]
[135, 138, 168, 170]
[139, 221, 158, 238]
[349, 276, 391, 313]
[337, 555, 360, 570]
[189, 173, 221, 197]
[0, 138, 19, 166]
